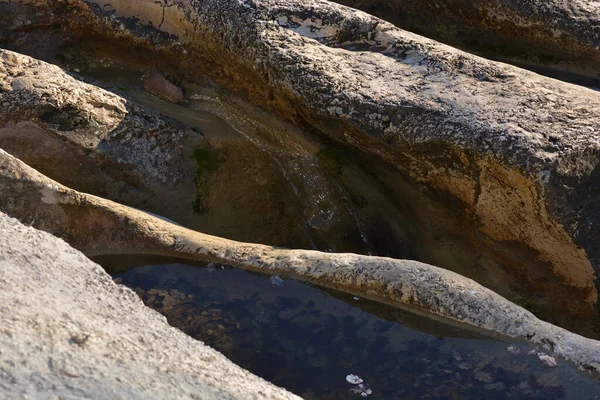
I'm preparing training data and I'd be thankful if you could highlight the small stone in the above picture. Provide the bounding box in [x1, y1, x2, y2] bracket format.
[69, 333, 90, 347]
[474, 370, 493, 383]
[346, 374, 363, 384]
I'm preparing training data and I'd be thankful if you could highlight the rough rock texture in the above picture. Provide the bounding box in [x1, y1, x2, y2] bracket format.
[333, 0, 600, 81]
[0, 213, 300, 399]
[1, 148, 600, 377]
[0, 48, 379, 254]
[0, 48, 200, 221]
[0, 1, 599, 333]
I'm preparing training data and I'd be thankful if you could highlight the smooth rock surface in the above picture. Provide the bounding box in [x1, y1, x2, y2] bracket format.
[145, 69, 184, 103]
[0, 212, 300, 400]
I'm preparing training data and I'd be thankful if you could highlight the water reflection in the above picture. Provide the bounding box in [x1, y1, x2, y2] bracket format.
[112, 263, 600, 399]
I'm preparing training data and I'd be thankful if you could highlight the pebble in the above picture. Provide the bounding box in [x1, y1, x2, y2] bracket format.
[346, 374, 363, 384]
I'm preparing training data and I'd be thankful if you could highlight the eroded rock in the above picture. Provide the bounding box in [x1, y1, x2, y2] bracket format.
[0, 49, 373, 253]
[0, 0, 599, 334]
[333, 0, 600, 81]
[0, 212, 300, 399]
[0, 147, 599, 377]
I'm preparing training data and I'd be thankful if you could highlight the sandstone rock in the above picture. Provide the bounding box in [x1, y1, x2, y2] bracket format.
[1, 0, 598, 334]
[1, 147, 599, 376]
[0, 212, 300, 399]
[0, 48, 377, 254]
[333, 0, 600, 81]
[0, 48, 196, 214]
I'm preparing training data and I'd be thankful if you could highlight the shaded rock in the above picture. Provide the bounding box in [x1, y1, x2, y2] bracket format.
[0, 212, 300, 399]
[0, 147, 599, 377]
[145, 68, 184, 103]
[0, 49, 372, 253]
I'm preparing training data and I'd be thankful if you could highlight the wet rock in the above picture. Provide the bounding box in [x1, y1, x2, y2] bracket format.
[270, 275, 285, 287]
[0, 213, 299, 399]
[474, 371, 494, 383]
[145, 69, 184, 104]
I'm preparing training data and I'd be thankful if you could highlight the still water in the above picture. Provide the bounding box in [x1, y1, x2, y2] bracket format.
[109, 262, 600, 399]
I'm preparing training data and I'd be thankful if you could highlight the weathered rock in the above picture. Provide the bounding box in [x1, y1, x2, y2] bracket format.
[0, 49, 374, 253]
[1, 148, 599, 376]
[0, 0, 599, 334]
[333, 0, 600, 81]
[0, 48, 200, 223]
[0, 212, 300, 399]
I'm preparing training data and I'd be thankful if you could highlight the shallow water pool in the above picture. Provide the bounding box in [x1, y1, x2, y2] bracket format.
[109, 261, 600, 399]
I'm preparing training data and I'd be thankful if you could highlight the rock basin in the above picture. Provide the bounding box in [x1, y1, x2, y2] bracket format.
[109, 259, 600, 399]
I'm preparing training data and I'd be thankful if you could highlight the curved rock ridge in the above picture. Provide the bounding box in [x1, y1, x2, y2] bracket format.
[0, 212, 300, 400]
[0, 0, 599, 332]
[333, 0, 600, 82]
[1, 147, 599, 376]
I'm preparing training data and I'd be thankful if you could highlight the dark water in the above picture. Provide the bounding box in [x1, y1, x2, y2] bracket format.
[110, 262, 600, 400]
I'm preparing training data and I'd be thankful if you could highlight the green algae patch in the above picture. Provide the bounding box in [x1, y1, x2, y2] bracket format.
[316, 147, 354, 175]
[192, 147, 223, 215]
[193, 148, 222, 176]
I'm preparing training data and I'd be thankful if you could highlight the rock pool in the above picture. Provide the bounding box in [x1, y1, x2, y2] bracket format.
[109, 261, 600, 399]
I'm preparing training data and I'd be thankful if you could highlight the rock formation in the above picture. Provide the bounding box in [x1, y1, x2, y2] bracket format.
[0, 0, 600, 393]
[0, 0, 599, 334]
[0, 212, 300, 399]
[333, 0, 600, 81]
[1, 147, 600, 376]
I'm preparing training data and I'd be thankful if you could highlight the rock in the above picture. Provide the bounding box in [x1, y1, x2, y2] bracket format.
[0, 49, 371, 254]
[0, 147, 599, 376]
[0, 49, 196, 223]
[0, 0, 599, 335]
[474, 371, 494, 383]
[0, 212, 300, 399]
[334, 0, 600, 81]
[145, 69, 184, 103]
